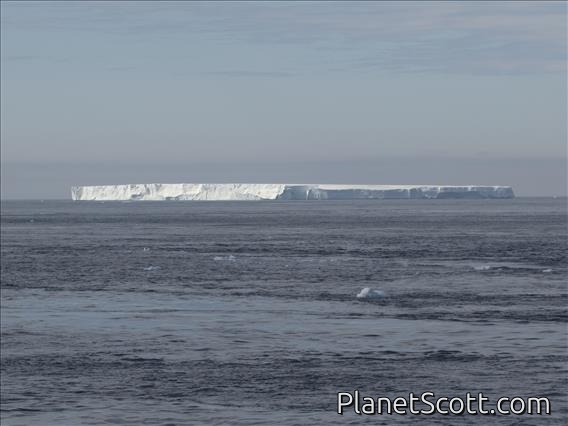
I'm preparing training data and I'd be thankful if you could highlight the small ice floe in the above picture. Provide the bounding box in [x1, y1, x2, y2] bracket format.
[473, 265, 491, 271]
[143, 266, 161, 271]
[356, 288, 385, 299]
[542, 269, 553, 273]
[213, 255, 236, 262]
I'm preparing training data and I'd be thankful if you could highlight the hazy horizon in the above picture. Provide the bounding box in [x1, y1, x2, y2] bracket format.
[2, 156, 565, 199]
[1, 2, 566, 199]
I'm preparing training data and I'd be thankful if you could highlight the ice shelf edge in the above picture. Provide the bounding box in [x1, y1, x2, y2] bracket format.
[71, 183, 515, 201]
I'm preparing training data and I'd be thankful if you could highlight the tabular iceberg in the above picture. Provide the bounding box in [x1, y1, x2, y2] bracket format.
[71, 184, 515, 201]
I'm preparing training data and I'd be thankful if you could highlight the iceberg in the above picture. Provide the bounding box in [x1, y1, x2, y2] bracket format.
[71, 183, 515, 201]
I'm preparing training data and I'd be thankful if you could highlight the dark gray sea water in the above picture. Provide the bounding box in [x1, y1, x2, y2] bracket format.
[1, 199, 567, 425]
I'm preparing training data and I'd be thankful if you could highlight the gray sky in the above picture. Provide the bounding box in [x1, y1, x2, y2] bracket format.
[1, 1, 566, 198]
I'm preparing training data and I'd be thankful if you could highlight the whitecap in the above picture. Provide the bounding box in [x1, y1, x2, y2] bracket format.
[143, 266, 161, 271]
[356, 288, 385, 299]
[214, 255, 236, 262]
[542, 269, 553, 273]
[473, 265, 491, 271]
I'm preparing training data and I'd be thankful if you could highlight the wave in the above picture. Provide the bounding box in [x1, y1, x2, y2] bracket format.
[356, 288, 385, 299]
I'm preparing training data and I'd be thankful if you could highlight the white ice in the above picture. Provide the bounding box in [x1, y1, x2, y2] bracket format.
[71, 183, 515, 201]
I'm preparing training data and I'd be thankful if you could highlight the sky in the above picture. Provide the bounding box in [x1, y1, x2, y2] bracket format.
[1, 1, 566, 198]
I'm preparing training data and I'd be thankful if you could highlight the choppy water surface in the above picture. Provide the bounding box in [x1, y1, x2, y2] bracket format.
[1, 199, 567, 425]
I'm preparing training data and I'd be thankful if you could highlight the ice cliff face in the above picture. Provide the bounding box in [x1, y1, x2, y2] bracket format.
[71, 184, 515, 201]
[72, 183, 286, 201]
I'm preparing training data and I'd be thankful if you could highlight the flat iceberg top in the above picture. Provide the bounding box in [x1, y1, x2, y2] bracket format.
[71, 183, 515, 201]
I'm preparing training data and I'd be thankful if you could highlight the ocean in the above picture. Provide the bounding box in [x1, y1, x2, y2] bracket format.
[1, 198, 566, 425]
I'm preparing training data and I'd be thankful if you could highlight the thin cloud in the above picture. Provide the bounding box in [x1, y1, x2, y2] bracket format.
[1, 2, 565, 75]
[201, 70, 295, 78]
[2, 55, 36, 61]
